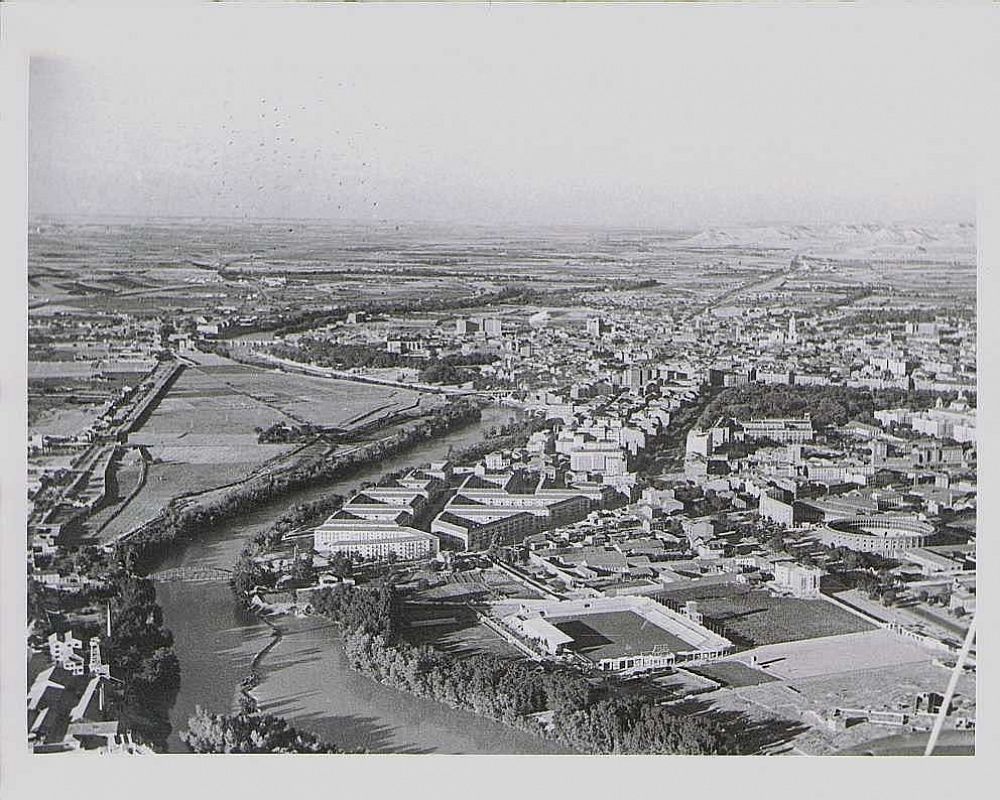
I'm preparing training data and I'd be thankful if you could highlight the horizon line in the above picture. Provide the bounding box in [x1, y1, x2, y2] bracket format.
[27, 212, 977, 230]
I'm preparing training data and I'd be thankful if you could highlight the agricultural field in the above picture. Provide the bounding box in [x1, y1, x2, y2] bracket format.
[94, 354, 433, 541]
[96, 461, 261, 541]
[657, 583, 874, 648]
[138, 365, 295, 434]
[80, 449, 145, 531]
[199, 366, 428, 428]
[28, 371, 141, 435]
[28, 361, 106, 380]
[28, 404, 104, 438]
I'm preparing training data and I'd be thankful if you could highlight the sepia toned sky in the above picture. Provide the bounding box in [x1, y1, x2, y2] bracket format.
[26, 4, 987, 226]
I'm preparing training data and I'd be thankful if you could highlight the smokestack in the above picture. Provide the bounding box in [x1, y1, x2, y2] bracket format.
[107, 601, 112, 638]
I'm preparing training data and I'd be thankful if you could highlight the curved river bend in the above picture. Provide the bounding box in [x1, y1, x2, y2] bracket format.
[155, 408, 570, 754]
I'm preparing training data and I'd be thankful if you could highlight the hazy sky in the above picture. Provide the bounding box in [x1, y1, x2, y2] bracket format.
[26, 5, 987, 227]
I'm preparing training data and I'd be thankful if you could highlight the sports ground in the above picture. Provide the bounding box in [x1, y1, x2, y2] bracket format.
[551, 610, 692, 660]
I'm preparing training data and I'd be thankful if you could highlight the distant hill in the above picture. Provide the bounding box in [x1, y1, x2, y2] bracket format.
[679, 222, 974, 259]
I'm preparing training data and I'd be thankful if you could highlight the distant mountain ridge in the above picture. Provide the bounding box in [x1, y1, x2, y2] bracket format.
[680, 222, 974, 257]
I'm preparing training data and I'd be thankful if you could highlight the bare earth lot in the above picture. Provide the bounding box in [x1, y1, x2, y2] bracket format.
[685, 660, 779, 688]
[739, 628, 929, 681]
[692, 629, 974, 755]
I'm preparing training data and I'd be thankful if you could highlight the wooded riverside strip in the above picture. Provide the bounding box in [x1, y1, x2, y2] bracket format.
[310, 584, 755, 755]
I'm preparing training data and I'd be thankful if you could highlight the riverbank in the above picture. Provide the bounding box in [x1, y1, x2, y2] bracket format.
[244, 613, 572, 755]
[155, 406, 524, 752]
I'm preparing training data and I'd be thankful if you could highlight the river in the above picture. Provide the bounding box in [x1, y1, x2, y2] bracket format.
[155, 406, 570, 754]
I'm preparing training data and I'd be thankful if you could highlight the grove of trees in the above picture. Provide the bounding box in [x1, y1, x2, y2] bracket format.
[181, 706, 341, 753]
[105, 573, 181, 706]
[698, 384, 967, 431]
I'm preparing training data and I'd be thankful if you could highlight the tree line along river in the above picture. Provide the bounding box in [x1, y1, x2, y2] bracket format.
[153, 406, 571, 754]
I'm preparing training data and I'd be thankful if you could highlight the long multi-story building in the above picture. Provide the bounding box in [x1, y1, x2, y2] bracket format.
[430, 471, 597, 551]
[740, 417, 815, 444]
[313, 518, 439, 561]
[431, 507, 538, 551]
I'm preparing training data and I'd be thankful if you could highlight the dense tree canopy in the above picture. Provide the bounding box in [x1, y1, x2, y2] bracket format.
[698, 384, 966, 431]
[105, 574, 181, 705]
[698, 385, 876, 429]
[181, 707, 341, 753]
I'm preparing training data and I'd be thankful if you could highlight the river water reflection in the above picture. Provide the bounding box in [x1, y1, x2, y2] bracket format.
[155, 408, 570, 754]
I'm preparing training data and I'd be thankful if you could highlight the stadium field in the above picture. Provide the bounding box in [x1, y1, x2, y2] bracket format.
[550, 610, 691, 660]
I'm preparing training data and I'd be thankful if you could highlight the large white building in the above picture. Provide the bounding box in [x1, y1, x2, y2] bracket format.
[740, 417, 815, 444]
[570, 442, 628, 476]
[47, 631, 109, 678]
[772, 562, 823, 598]
[875, 403, 976, 444]
[483, 316, 503, 338]
[313, 519, 439, 561]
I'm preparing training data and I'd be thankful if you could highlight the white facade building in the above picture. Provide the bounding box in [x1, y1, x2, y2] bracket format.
[313, 520, 438, 561]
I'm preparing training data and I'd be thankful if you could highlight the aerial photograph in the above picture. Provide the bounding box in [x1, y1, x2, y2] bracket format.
[17, 5, 980, 762]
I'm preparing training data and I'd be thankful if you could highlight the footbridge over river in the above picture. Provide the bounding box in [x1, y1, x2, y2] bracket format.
[150, 566, 232, 583]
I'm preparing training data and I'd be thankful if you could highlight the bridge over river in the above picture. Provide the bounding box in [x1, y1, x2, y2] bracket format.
[150, 565, 232, 583]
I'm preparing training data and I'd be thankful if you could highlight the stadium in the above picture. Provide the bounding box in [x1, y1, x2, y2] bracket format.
[498, 596, 733, 673]
[817, 515, 934, 555]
